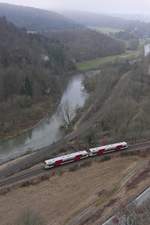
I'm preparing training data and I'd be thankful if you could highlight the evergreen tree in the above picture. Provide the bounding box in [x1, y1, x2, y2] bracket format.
[24, 77, 33, 97]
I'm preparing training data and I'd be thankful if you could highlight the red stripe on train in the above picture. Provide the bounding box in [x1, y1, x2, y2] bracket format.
[116, 145, 123, 150]
[74, 155, 82, 161]
[97, 149, 105, 156]
[55, 160, 63, 166]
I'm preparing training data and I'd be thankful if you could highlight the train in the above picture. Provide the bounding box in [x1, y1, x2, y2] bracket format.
[44, 142, 128, 169]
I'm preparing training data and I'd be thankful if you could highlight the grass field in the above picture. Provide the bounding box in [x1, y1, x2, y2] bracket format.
[77, 50, 140, 71]
[89, 26, 123, 34]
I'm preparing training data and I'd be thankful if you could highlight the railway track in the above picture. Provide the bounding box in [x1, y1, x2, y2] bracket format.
[0, 141, 149, 189]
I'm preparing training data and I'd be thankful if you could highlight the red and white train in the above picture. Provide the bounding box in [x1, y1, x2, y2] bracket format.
[44, 142, 128, 169]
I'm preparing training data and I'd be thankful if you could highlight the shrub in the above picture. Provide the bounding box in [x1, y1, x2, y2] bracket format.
[69, 164, 79, 172]
[40, 174, 50, 181]
[20, 180, 31, 187]
[84, 131, 97, 147]
[120, 151, 137, 157]
[56, 170, 64, 176]
[101, 155, 111, 161]
[80, 160, 92, 168]
[16, 95, 32, 108]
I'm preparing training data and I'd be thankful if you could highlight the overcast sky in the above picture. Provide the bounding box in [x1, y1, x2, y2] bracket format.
[0, 0, 150, 14]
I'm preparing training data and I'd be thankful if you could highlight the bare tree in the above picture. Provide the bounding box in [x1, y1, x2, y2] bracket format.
[115, 200, 150, 225]
[60, 101, 74, 129]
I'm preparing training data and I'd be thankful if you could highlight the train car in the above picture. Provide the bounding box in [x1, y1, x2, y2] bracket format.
[89, 142, 128, 156]
[44, 150, 88, 169]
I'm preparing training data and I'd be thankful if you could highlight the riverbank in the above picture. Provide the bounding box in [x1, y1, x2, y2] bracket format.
[0, 72, 73, 141]
[0, 48, 140, 140]
[0, 73, 89, 164]
[0, 97, 59, 141]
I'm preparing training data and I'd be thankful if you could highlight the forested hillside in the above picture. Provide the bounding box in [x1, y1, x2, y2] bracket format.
[0, 17, 75, 137]
[0, 3, 79, 31]
[48, 28, 125, 62]
[77, 57, 150, 144]
[61, 11, 131, 28]
[0, 15, 125, 138]
[61, 11, 150, 38]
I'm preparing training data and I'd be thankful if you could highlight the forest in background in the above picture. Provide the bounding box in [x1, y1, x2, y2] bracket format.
[0, 17, 75, 137]
[0, 7, 126, 138]
[0, 3, 79, 31]
[47, 28, 125, 62]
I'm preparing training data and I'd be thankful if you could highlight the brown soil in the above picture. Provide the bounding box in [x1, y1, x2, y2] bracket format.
[0, 154, 149, 225]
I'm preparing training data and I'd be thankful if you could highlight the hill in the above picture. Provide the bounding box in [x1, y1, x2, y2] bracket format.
[0, 17, 75, 138]
[0, 3, 79, 32]
[60, 10, 133, 29]
[48, 28, 125, 62]
[61, 11, 150, 38]
[75, 57, 150, 144]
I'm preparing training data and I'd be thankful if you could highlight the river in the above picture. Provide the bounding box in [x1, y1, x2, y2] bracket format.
[0, 74, 89, 164]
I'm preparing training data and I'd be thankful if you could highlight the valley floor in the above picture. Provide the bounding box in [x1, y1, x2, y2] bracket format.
[77, 50, 140, 71]
[0, 152, 149, 225]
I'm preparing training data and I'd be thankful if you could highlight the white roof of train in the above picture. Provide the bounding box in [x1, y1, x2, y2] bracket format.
[45, 150, 88, 165]
[89, 142, 127, 153]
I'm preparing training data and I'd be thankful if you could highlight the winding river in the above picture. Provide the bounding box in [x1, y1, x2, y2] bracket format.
[0, 74, 89, 164]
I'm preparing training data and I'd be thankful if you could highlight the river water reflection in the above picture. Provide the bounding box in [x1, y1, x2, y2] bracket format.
[0, 74, 88, 163]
